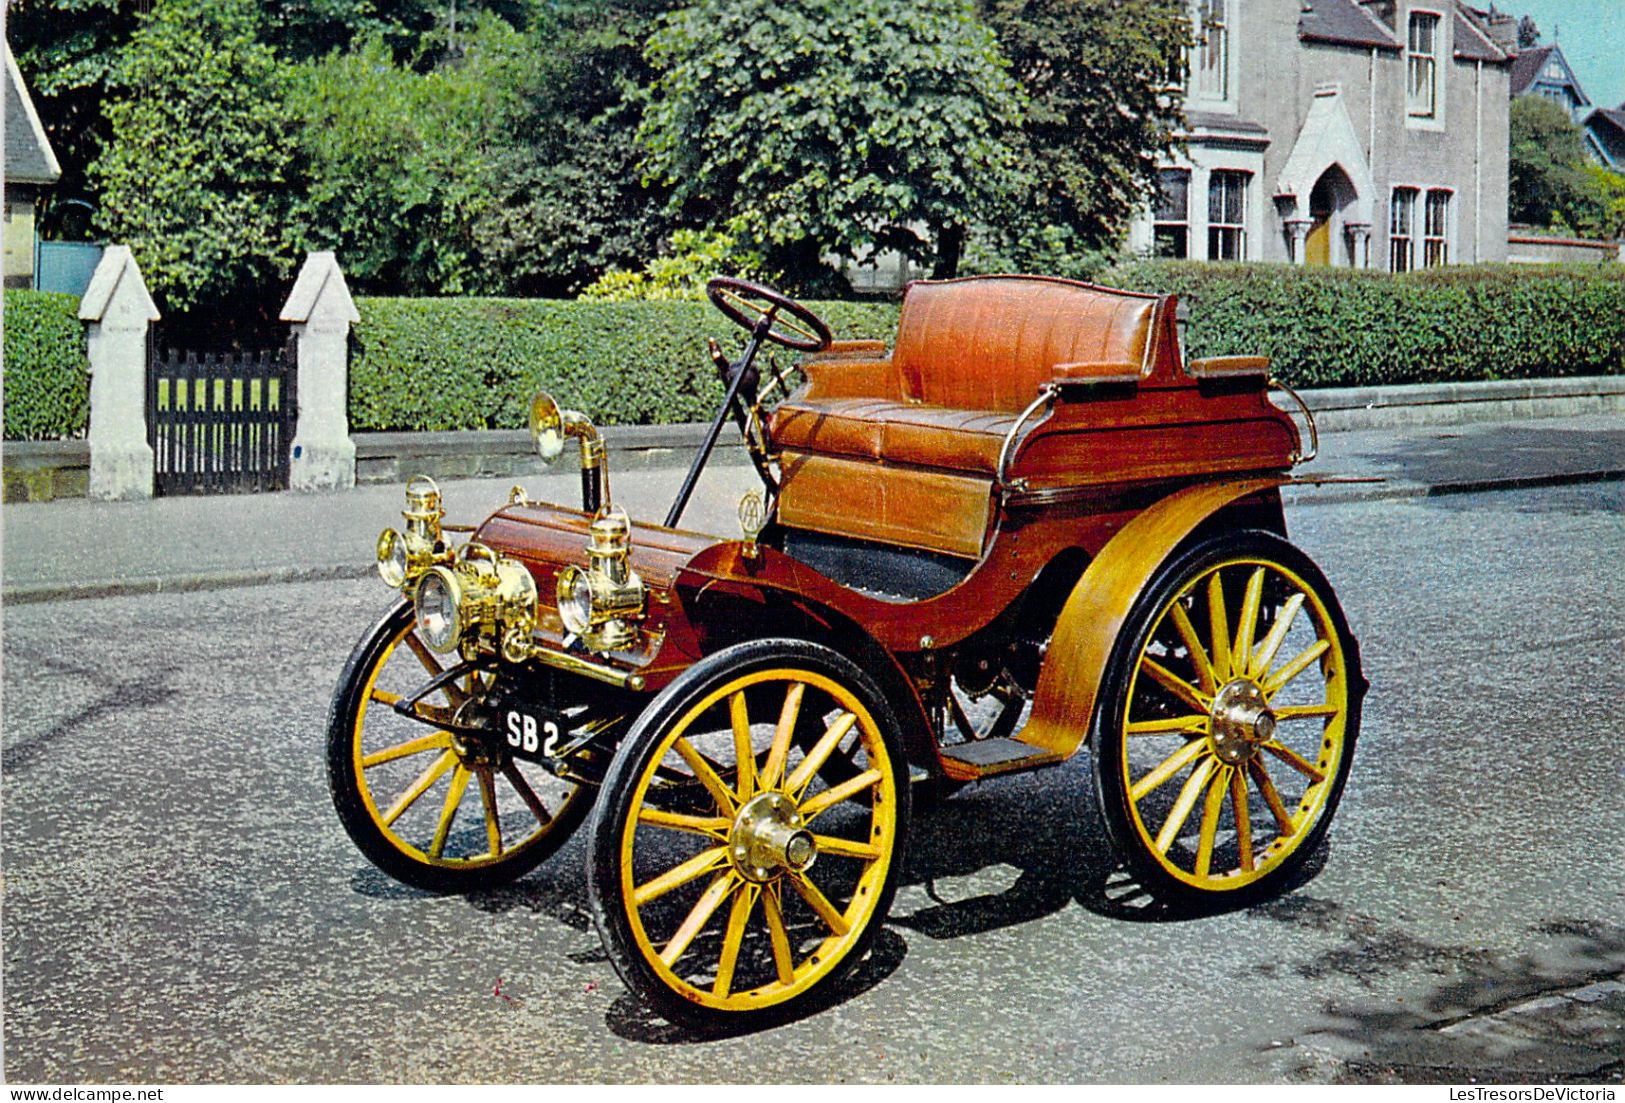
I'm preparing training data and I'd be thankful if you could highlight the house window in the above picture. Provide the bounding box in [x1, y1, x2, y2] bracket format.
[1154, 169, 1191, 257]
[1407, 12, 1440, 118]
[1390, 187, 1418, 272]
[1194, 0, 1230, 101]
[1208, 171, 1248, 260]
[1424, 190, 1450, 267]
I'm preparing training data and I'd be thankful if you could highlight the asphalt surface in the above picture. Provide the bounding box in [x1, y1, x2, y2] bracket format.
[2, 412, 1623, 603]
[2, 482, 1622, 1083]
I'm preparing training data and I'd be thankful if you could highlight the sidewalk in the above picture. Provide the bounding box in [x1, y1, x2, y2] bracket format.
[3, 411, 1621, 604]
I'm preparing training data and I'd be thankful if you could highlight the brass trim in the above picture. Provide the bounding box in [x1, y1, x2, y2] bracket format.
[525, 644, 646, 692]
[996, 383, 1059, 494]
[1269, 377, 1319, 465]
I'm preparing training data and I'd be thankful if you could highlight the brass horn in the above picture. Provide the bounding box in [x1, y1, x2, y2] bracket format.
[529, 390, 609, 512]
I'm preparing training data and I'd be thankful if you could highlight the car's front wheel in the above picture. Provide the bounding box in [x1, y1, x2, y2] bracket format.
[588, 638, 908, 1025]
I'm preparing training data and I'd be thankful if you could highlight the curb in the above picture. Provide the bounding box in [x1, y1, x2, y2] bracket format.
[7, 466, 1619, 606]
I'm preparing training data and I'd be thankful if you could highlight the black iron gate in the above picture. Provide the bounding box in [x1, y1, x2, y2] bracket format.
[147, 339, 297, 495]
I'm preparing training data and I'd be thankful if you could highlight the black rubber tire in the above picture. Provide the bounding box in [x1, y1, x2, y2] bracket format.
[588, 638, 910, 1027]
[1091, 530, 1363, 907]
[327, 602, 592, 894]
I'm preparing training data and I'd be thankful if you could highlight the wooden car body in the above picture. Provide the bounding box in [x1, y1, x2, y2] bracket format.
[472, 276, 1306, 782]
[331, 274, 1362, 1025]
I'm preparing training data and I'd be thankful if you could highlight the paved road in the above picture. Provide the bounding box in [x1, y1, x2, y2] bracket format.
[3, 484, 1622, 1083]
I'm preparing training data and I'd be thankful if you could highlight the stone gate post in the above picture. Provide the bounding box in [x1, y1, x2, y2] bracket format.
[79, 246, 158, 500]
[281, 251, 358, 491]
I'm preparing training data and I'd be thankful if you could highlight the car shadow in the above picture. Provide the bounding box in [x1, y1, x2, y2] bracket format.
[344, 757, 1332, 1041]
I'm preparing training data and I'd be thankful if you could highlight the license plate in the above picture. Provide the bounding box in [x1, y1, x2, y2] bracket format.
[502, 707, 567, 762]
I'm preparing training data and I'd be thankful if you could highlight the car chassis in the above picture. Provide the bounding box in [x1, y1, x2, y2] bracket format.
[328, 274, 1367, 1024]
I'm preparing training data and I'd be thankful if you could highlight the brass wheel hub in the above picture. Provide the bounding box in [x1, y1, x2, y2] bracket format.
[1209, 679, 1277, 765]
[729, 792, 816, 883]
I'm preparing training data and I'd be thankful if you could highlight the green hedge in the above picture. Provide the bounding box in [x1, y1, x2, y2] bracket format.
[1102, 260, 1625, 387]
[2, 291, 89, 440]
[351, 298, 901, 431]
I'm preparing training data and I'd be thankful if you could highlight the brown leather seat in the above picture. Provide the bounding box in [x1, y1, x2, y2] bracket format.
[770, 276, 1158, 475]
[769, 276, 1161, 557]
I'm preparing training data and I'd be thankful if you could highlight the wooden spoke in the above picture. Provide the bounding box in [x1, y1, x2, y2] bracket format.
[672, 738, 740, 815]
[729, 691, 755, 802]
[1125, 715, 1209, 736]
[1275, 703, 1340, 720]
[636, 808, 732, 838]
[789, 872, 850, 937]
[712, 884, 760, 999]
[1193, 765, 1230, 878]
[402, 635, 465, 705]
[428, 764, 472, 859]
[1130, 738, 1208, 803]
[633, 846, 730, 907]
[1262, 740, 1326, 783]
[361, 730, 452, 768]
[1141, 657, 1211, 714]
[1263, 639, 1331, 697]
[659, 873, 737, 967]
[761, 884, 796, 986]
[799, 768, 882, 821]
[380, 748, 457, 826]
[759, 683, 805, 791]
[1154, 756, 1219, 854]
[1248, 593, 1304, 679]
[1168, 602, 1217, 696]
[1248, 760, 1296, 837]
[1207, 572, 1232, 680]
[499, 759, 552, 827]
[1234, 567, 1266, 676]
[783, 712, 858, 799]
[476, 766, 503, 858]
[1231, 767, 1254, 872]
[809, 834, 881, 861]
[368, 687, 403, 707]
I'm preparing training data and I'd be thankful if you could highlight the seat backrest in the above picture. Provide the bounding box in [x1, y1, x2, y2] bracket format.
[892, 276, 1160, 412]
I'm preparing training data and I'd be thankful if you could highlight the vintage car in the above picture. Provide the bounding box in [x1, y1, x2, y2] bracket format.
[327, 274, 1366, 1024]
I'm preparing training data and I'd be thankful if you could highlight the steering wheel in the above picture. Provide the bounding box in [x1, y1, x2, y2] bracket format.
[706, 277, 832, 353]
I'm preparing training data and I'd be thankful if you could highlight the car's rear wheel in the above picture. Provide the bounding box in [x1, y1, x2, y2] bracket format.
[1092, 531, 1363, 905]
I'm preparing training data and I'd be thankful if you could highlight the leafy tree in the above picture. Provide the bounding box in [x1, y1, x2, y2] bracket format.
[465, 0, 684, 296]
[579, 227, 769, 300]
[978, 0, 1188, 259]
[8, 0, 145, 217]
[89, 0, 297, 312]
[1508, 96, 1614, 234]
[637, 0, 1026, 286]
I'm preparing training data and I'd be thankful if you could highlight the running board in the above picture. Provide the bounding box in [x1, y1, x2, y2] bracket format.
[939, 738, 1065, 780]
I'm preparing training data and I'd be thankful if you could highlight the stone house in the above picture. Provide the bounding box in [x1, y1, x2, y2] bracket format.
[3, 44, 62, 290]
[1506, 43, 1592, 124]
[1129, 0, 1512, 270]
[1585, 104, 1625, 171]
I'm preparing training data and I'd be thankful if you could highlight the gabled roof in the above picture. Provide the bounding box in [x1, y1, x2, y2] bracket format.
[4, 44, 61, 186]
[1453, 3, 1509, 62]
[1587, 105, 1625, 138]
[1510, 42, 1589, 103]
[1299, 0, 1399, 50]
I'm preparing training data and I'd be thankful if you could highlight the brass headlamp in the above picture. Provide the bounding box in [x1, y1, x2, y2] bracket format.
[556, 507, 645, 653]
[377, 475, 450, 589]
[413, 542, 540, 663]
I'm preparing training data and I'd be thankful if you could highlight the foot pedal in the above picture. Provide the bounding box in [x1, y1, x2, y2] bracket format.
[940, 738, 1053, 769]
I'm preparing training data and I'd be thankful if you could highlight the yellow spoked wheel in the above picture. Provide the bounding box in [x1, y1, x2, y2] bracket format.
[588, 639, 907, 1024]
[1092, 532, 1363, 904]
[327, 603, 591, 893]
